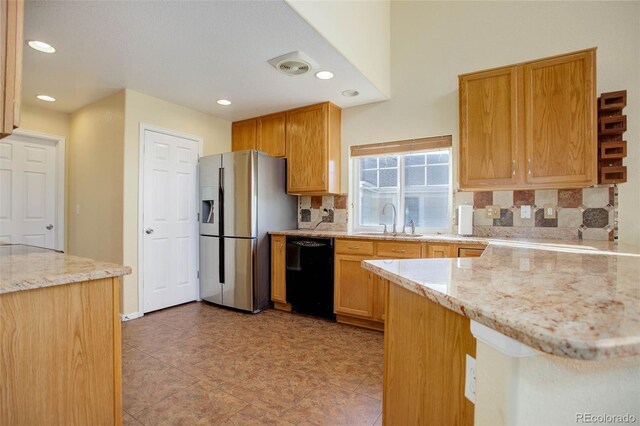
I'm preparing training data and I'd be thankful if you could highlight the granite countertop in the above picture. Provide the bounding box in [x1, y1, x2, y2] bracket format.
[269, 229, 635, 254]
[362, 242, 640, 360]
[0, 244, 132, 295]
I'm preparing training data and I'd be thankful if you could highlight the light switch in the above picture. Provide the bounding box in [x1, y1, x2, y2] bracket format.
[520, 205, 531, 219]
[543, 204, 557, 219]
[485, 205, 500, 219]
[75, 204, 80, 215]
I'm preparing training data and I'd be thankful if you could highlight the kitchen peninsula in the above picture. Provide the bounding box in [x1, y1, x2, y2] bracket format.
[0, 244, 131, 425]
[363, 240, 640, 425]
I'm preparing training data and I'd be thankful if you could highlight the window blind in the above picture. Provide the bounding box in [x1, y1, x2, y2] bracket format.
[350, 135, 452, 157]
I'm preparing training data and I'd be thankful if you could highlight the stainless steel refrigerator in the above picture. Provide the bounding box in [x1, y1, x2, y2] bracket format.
[199, 150, 297, 312]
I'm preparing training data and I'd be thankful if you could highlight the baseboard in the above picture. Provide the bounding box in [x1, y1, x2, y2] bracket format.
[120, 311, 142, 321]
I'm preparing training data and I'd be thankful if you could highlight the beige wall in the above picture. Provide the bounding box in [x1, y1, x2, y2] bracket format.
[121, 89, 231, 314]
[68, 91, 125, 263]
[19, 104, 71, 251]
[286, 0, 391, 98]
[341, 1, 640, 246]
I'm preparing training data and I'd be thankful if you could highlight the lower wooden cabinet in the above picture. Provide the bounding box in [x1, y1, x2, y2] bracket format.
[455, 244, 486, 258]
[0, 277, 122, 424]
[372, 275, 388, 322]
[270, 235, 291, 311]
[334, 253, 374, 319]
[424, 243, 454, 258]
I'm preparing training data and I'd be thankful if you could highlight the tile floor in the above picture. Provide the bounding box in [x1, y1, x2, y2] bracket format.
[122, 302, 383, 425]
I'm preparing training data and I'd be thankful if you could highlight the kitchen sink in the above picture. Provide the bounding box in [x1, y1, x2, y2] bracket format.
[355, 232, 424, 238]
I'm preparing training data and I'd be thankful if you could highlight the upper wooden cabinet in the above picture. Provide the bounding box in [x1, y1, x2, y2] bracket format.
[459, 66, 519, 189]
[459, 48, 596, 190]
[523, 50, 596, 186]
[231, 102, 341, 194]
[231, 118, 257, 152]
[286, 102, 341, 194]
[257, 112, 285, 158]
[1, 0, 24, 139]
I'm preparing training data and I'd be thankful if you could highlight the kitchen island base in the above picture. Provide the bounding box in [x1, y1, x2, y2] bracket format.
[0, 277, 122, 425]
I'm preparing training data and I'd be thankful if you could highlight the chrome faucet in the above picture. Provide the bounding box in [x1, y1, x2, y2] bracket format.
[382, 203, 397, 234]
[403, 220, 416, 235]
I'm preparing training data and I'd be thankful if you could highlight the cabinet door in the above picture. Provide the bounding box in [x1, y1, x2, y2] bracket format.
[372, 275, 388, 322]
[426, 244, 453, 258]
[523, 50, 596, 187]
[286, 103, 328, 193]
[257, 112, 285, 158]
[459, 66, 518, 189]
[1, 0, 24, 139]
[270, 235, 286, 303]
[232, 119, 257, 152]
[334, 254, 373, 318]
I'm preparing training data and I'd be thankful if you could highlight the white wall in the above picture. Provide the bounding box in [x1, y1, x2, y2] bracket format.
[121, 89, 231, 315]
[341, 1, 640, 246]
[286, 0, 391, 98]
[475, 341, 640, 425]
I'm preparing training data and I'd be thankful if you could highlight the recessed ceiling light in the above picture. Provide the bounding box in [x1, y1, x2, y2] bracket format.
[36, 94, 56, 102]
[217, 99, 231, 106]
[315, 71, 334, 80]
[27, 40, 56, 53]
[342, 89, 359, 97]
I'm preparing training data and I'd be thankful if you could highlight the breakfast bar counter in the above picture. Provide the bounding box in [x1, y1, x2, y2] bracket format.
[361, 240, 640, 425]
[0, 244, 131, 425]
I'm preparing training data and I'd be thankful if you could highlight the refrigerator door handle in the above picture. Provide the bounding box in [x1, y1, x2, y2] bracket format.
[219, 167, 225, 284]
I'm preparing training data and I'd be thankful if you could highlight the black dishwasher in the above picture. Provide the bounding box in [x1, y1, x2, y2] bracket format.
[286, 236, 335, 319]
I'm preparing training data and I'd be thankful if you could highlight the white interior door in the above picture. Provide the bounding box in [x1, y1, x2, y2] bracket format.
[142, 128, 200, 313]
[0, 133, 58, 249]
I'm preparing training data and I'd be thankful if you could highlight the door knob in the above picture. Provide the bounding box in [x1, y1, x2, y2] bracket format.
[145, 228, 154, 234]
[46, 224, 54, 230]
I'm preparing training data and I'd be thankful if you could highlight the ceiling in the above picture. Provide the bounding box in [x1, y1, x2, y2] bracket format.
[22, 0, 386, 121]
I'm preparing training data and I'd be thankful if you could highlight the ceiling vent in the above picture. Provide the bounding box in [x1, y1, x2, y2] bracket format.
[268, 51, 318, 76]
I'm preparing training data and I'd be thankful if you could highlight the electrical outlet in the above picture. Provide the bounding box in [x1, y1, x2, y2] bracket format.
[520, 205, 531, 219]
[485, 205, 500, 219]
[465, 354, 476, 404]
[543, 204, 557, 219]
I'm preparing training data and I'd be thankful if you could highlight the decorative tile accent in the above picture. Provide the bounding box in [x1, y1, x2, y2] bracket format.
[473, 191, 493, 208]
[513, 208, 535, 227]
[609, 187, 615, 205]
[310, 196, 322, 209]
[534, 190, 558, 208]
[300, 196, 311, 209]
[583, 208, 609, 228]
[513, 190, 535, 207]
[582, 187, 608, 208]
[334, 195, 348, 209]
[558, 189, 582, 208]
[298, 194, 348, 231]
[473, 209, 493, 226]
[493, 191, 514, 209]
[493, 209, 513, 227]
[582, 228, 610, 241]
[535, 208, 558, 227]
[454, 191, 474, 206]
[557, 208, 582, 228]
[322, 196, 335, 209]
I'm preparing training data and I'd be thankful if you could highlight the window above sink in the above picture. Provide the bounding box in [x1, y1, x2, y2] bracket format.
[350, 136, 453, 235]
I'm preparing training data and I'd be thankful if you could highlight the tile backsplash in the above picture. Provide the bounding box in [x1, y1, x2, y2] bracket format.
[298, 195, 349, 231]
[453, 186, 618, 241]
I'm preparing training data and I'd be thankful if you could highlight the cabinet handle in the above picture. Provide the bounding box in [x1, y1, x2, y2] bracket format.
[528, 158, 532, 176]
[512, 159, 516, 176]
[348, 245, 361, 249]
[280, 243, 283, 253]
[392, 249, 406, 253]
[322, 173, 326, 184]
